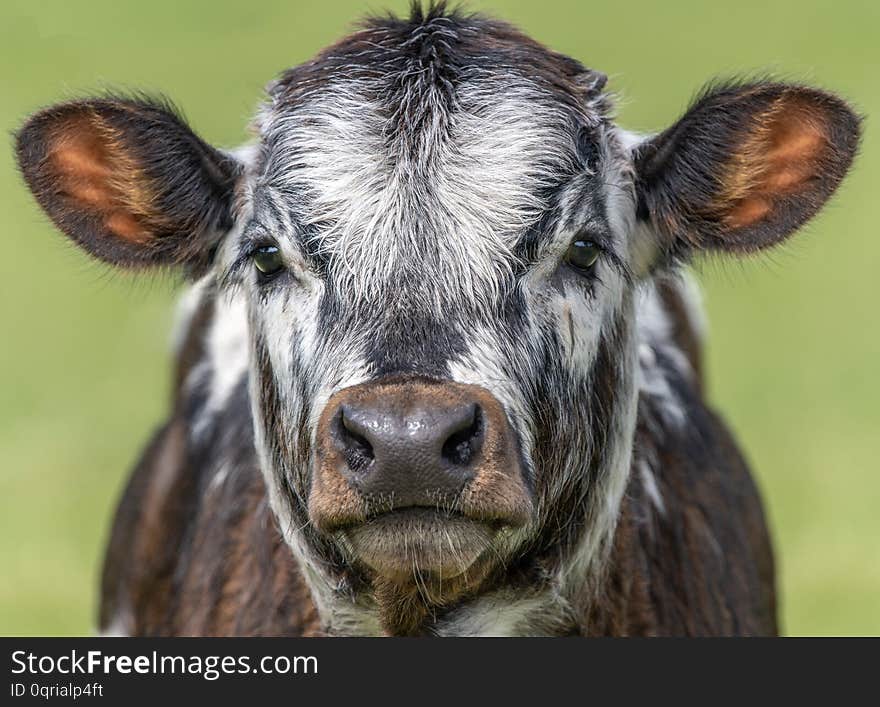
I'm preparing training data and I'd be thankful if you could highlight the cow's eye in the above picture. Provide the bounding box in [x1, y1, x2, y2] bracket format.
[565, 239, 601, 272]
[253, 245, 284, 276]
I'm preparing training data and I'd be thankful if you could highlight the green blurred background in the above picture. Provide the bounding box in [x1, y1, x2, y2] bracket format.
[1, 0, 877, 635]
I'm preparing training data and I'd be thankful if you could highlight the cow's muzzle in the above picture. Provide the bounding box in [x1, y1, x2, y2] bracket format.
[309, 378, 532, 579]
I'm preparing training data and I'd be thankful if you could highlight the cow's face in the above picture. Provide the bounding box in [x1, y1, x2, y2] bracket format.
[215, 19, 638, 597]
[17, 7, 859, 629]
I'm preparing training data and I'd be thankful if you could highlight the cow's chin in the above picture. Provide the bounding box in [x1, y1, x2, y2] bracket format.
[342, 508, 495, 581]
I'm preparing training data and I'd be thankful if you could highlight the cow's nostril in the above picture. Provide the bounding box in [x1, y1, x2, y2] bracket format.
[441, 404, 483, 467]
[337, 409, 375, 473]
[327, 392, 492, 507]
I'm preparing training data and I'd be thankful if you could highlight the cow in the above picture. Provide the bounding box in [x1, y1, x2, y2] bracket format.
[15, 3, 860, 636]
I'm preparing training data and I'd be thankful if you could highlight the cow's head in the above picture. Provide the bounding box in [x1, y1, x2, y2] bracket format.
[17, 5, 859, 633]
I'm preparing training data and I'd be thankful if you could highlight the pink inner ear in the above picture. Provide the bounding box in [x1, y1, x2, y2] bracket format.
[723, 98, 829, 230]
[48, 117, 153, 245]
[726, 198, 772, 228]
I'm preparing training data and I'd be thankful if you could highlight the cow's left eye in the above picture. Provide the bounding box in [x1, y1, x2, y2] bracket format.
[565, 239, 601, 272]
[253, 245, 284, 276]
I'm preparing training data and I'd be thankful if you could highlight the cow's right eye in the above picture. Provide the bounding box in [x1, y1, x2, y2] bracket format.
[253, 245, 284, 276]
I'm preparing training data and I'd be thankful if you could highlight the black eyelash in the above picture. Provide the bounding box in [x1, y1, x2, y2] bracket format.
[575, 232, 632, 282]
[220, 239, 279, 286]
[596, 245, 629, 279]
[247, 239, 279, 257]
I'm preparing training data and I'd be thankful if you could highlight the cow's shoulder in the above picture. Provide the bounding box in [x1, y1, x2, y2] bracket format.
[588, 360, 777, 636]
[99, 401, 320, 635]
[99, 282, 320, 636]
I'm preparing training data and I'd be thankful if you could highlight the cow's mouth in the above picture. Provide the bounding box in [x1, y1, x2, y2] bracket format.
[340, 507, 497, 580]
[309, 378, 534, 583]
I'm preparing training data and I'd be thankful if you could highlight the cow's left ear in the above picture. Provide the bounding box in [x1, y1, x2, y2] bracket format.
[15, 95, 242, 272]
[633, 81, 861, 260]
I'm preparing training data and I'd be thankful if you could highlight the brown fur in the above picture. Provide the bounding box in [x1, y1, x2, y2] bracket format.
[101, 413, 322, 636]
[585, 406, 776, 635]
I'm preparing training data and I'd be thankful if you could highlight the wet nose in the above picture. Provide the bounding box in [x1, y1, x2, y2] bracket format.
[329, 387, 485, 505]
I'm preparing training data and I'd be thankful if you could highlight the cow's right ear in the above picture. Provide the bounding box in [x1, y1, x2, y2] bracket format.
[15, 96, 242, 271]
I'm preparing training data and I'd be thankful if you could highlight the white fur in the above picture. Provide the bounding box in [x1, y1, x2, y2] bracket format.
[434, 591, 573, 637]
[638, 459, 666, 515]
[189, 292, 249, 442]
[97, 613, 132, 637]
[635, 280, 692, 428]
[259, 79, 581, 315]
[169, 275, 210, 356]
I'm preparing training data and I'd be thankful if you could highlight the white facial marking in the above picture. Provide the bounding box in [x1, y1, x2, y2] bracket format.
[260, 79, 582, 315]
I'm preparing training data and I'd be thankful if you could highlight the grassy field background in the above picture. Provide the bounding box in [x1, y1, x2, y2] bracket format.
[1, 0, 877, 635]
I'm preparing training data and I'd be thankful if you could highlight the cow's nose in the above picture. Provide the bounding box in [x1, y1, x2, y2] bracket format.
[329, 391, 484, 504]
[312, 378, 531, 533]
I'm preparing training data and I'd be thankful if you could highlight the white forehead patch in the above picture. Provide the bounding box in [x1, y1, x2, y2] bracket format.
[259, 76, 582, 313]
